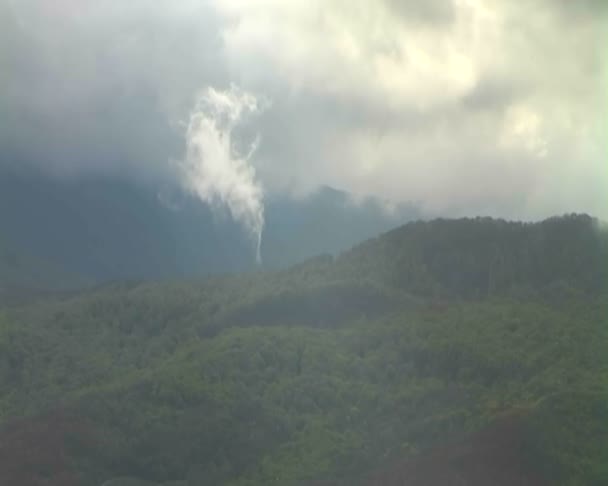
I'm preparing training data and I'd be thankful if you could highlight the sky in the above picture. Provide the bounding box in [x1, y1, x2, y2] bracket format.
[1, 0, 607, 219]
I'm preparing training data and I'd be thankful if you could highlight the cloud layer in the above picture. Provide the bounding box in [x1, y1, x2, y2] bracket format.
[1, 0, 606, 219]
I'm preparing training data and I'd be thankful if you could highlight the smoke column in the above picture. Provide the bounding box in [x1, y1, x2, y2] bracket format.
[176, 85, 265, 263]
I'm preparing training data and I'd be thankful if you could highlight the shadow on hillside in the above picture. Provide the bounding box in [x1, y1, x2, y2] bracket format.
[312, 412, 551, 486]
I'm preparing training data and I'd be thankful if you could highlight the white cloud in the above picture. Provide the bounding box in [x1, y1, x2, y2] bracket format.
[1, 0, 606, 219]
[212, 0, 607, 218]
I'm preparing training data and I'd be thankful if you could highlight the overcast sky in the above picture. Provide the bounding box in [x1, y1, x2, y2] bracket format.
[1, 0, 606, 219]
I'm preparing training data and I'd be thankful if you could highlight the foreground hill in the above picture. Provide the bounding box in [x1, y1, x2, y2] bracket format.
[0, 214, 605, 485]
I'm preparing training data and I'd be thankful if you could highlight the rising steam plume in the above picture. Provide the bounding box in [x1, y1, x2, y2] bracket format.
[176, 85, 266, 263]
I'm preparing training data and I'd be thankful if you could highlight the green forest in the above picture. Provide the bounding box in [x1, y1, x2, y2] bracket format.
[0, 214, 606, 485]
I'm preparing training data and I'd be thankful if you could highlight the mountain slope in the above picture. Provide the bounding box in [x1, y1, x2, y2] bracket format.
[333, 214, 607, 298]
[0, 236, 88, 293]
[0, 215, 605, 485]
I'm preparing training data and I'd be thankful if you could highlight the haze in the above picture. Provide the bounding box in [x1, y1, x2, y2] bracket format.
[1, 0, 606, 219]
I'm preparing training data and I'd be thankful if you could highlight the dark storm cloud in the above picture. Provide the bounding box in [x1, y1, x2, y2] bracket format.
[0, 0, 227, 181]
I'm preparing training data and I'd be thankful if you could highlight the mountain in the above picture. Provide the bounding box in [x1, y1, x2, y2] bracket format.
[262, 186, 419, 269]
[0, 170, 419, 283]
[0, 214, 605, 485]
[0, 235, 89, 293]
[332, 214, 608, 298]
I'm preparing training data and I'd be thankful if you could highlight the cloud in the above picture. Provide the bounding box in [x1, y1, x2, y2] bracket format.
[0, 0, 606, 219]
[176, 85, 266, 262]
[0, 0, 226, 180]
[216, 0, 607, 217]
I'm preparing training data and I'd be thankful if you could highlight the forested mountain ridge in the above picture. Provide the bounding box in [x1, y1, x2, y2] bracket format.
[0, 214, 606, 485]
[332, 213, 607, 298]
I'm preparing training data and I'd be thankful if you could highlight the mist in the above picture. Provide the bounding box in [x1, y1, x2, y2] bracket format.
[177, 85, 266, 262]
